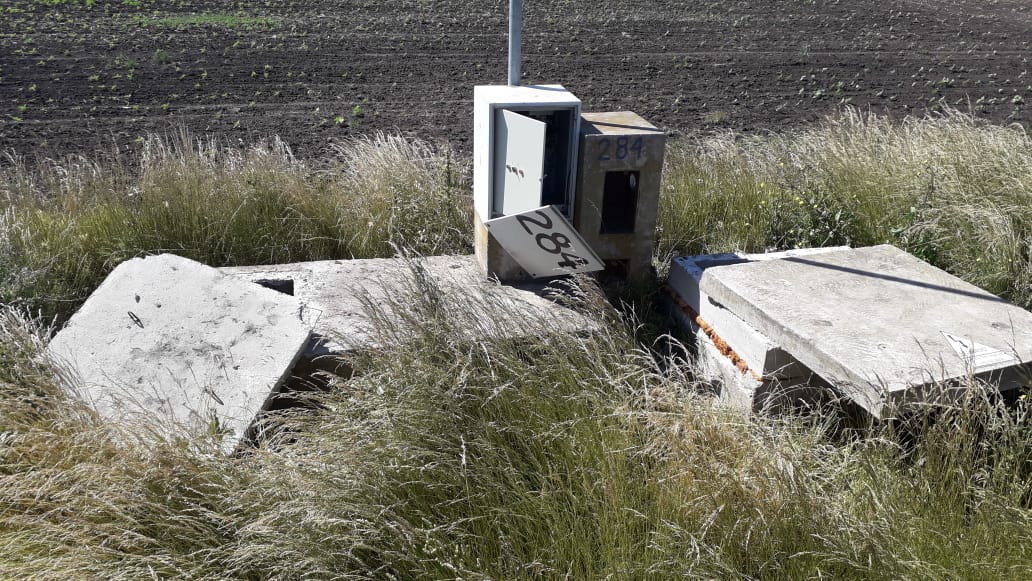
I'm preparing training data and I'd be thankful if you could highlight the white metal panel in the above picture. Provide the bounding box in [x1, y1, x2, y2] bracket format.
[473, 87, 492, 219]
[484, 205, 604, 278]
[493, 109, 546, 217]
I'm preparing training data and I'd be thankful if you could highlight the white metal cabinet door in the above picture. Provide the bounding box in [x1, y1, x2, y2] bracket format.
[484, 205, 604, 278]
[493, 109, 546, 217]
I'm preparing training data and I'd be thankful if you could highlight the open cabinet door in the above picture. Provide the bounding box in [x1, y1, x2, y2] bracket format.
[484, 205, 604, 278]
[493, 109, 546, 217]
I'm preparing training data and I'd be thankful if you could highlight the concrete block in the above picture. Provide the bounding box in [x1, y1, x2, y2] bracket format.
[668, 248, 846, 379]
[667, 298, 762, 409]
[668, 292, 841, 414]
[47, 254, 312, 451]
[669, 247, 848, 314]
[220, 254, 596, 355]
[699, 244, 1032, 416]
[574, 112, 666, 278]
[474, 210, 530, 283]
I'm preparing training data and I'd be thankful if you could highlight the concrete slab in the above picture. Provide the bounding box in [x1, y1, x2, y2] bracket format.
[686, 320, 834, 414]
[47, 254, 312, 450]
[666, 294, 763, 409]
[666, 285, 831, 412]
[668, 247, 846, 379]
[219, 254, 596, 354]
[699, 244, 1032, 416]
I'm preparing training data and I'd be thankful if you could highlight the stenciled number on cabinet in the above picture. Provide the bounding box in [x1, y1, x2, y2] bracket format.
[597, 136, 644, 161]
[515, 211, 591, 270]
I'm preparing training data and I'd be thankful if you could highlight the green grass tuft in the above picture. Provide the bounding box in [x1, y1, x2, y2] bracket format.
[0, 131, 470, 321]
[2, 273, 1031, 578]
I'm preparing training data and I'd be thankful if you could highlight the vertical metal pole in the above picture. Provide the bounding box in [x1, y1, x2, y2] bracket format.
[508, 0, 522, 86]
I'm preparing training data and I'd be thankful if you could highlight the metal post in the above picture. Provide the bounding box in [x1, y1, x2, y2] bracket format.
[508, 0, 522, 86]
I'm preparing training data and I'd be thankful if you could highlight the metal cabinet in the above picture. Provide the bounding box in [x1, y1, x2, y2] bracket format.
[473, 85, 581, 280]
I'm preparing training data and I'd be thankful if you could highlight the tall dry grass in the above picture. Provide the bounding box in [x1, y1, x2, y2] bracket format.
[0, 131, 470, 321]
[1, 268, 1031, 579]
[659, 109, 1032, 306]
[1, 115, 1031, 578]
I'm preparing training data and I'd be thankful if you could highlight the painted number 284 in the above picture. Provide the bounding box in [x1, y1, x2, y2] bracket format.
[514, 211, 591, 270]
[598, 136, 644, 161]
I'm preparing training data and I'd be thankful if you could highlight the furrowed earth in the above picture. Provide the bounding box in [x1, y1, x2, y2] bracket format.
[1, 0, 1030, 158]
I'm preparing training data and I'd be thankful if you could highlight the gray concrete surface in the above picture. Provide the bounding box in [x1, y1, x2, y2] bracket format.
[666, 282, 831, 412]
[220, 254, 596, 354]
[668, 247, 845, 380]
[667, 296, 763, 409]
[699, 244, 1032, 416]
[47, 254, 312, 451]
[685, 318, 833, 414]
[574, 111, 666, 279]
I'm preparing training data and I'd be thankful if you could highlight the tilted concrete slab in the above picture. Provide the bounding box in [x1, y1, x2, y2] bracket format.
[666, 292, 763, 409]
[47, 254, 312, 450]
[668, 247, 846, 379]
[219, 254, 596, 354]
[698, 244, 1032, 416]
[666, 266, 834, 413]
[683, 317, 834, 414]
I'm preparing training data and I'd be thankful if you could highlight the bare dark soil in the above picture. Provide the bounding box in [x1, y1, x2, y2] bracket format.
[1, 0, 1030, 159]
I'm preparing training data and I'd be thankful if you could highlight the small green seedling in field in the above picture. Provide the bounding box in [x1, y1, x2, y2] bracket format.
[704, 110, 728, 124]
[153, 48, 171, 65]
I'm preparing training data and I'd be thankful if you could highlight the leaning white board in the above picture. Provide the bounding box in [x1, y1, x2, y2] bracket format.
[493, 109, 547, 217]
[485, 205, 604, 278]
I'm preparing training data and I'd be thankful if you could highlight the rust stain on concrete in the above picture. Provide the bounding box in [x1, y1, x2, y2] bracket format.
[665, 285, 762, 382]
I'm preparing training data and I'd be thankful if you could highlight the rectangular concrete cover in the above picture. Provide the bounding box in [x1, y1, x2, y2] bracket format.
[219, 254, 595, 352]
[47, 254, 312, 450]
[699, 245, 1032, 415]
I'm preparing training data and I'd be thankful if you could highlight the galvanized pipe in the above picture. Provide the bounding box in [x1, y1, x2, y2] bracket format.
[508, 0, 522, 85]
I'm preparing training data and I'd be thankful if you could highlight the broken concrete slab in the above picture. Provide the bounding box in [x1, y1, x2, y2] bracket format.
[47, 254, 312, 450]
[219, 254, 596, 355]
[695, 244, 1032, 416]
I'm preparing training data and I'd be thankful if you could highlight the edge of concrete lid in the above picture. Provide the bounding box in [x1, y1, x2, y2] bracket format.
[219, 255, 597, 350]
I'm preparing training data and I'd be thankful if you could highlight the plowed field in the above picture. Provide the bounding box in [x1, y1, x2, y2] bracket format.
[1, 0, 1029, 157]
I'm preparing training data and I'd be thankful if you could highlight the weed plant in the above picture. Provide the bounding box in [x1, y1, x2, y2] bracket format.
[659, 109, 1032, 307]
